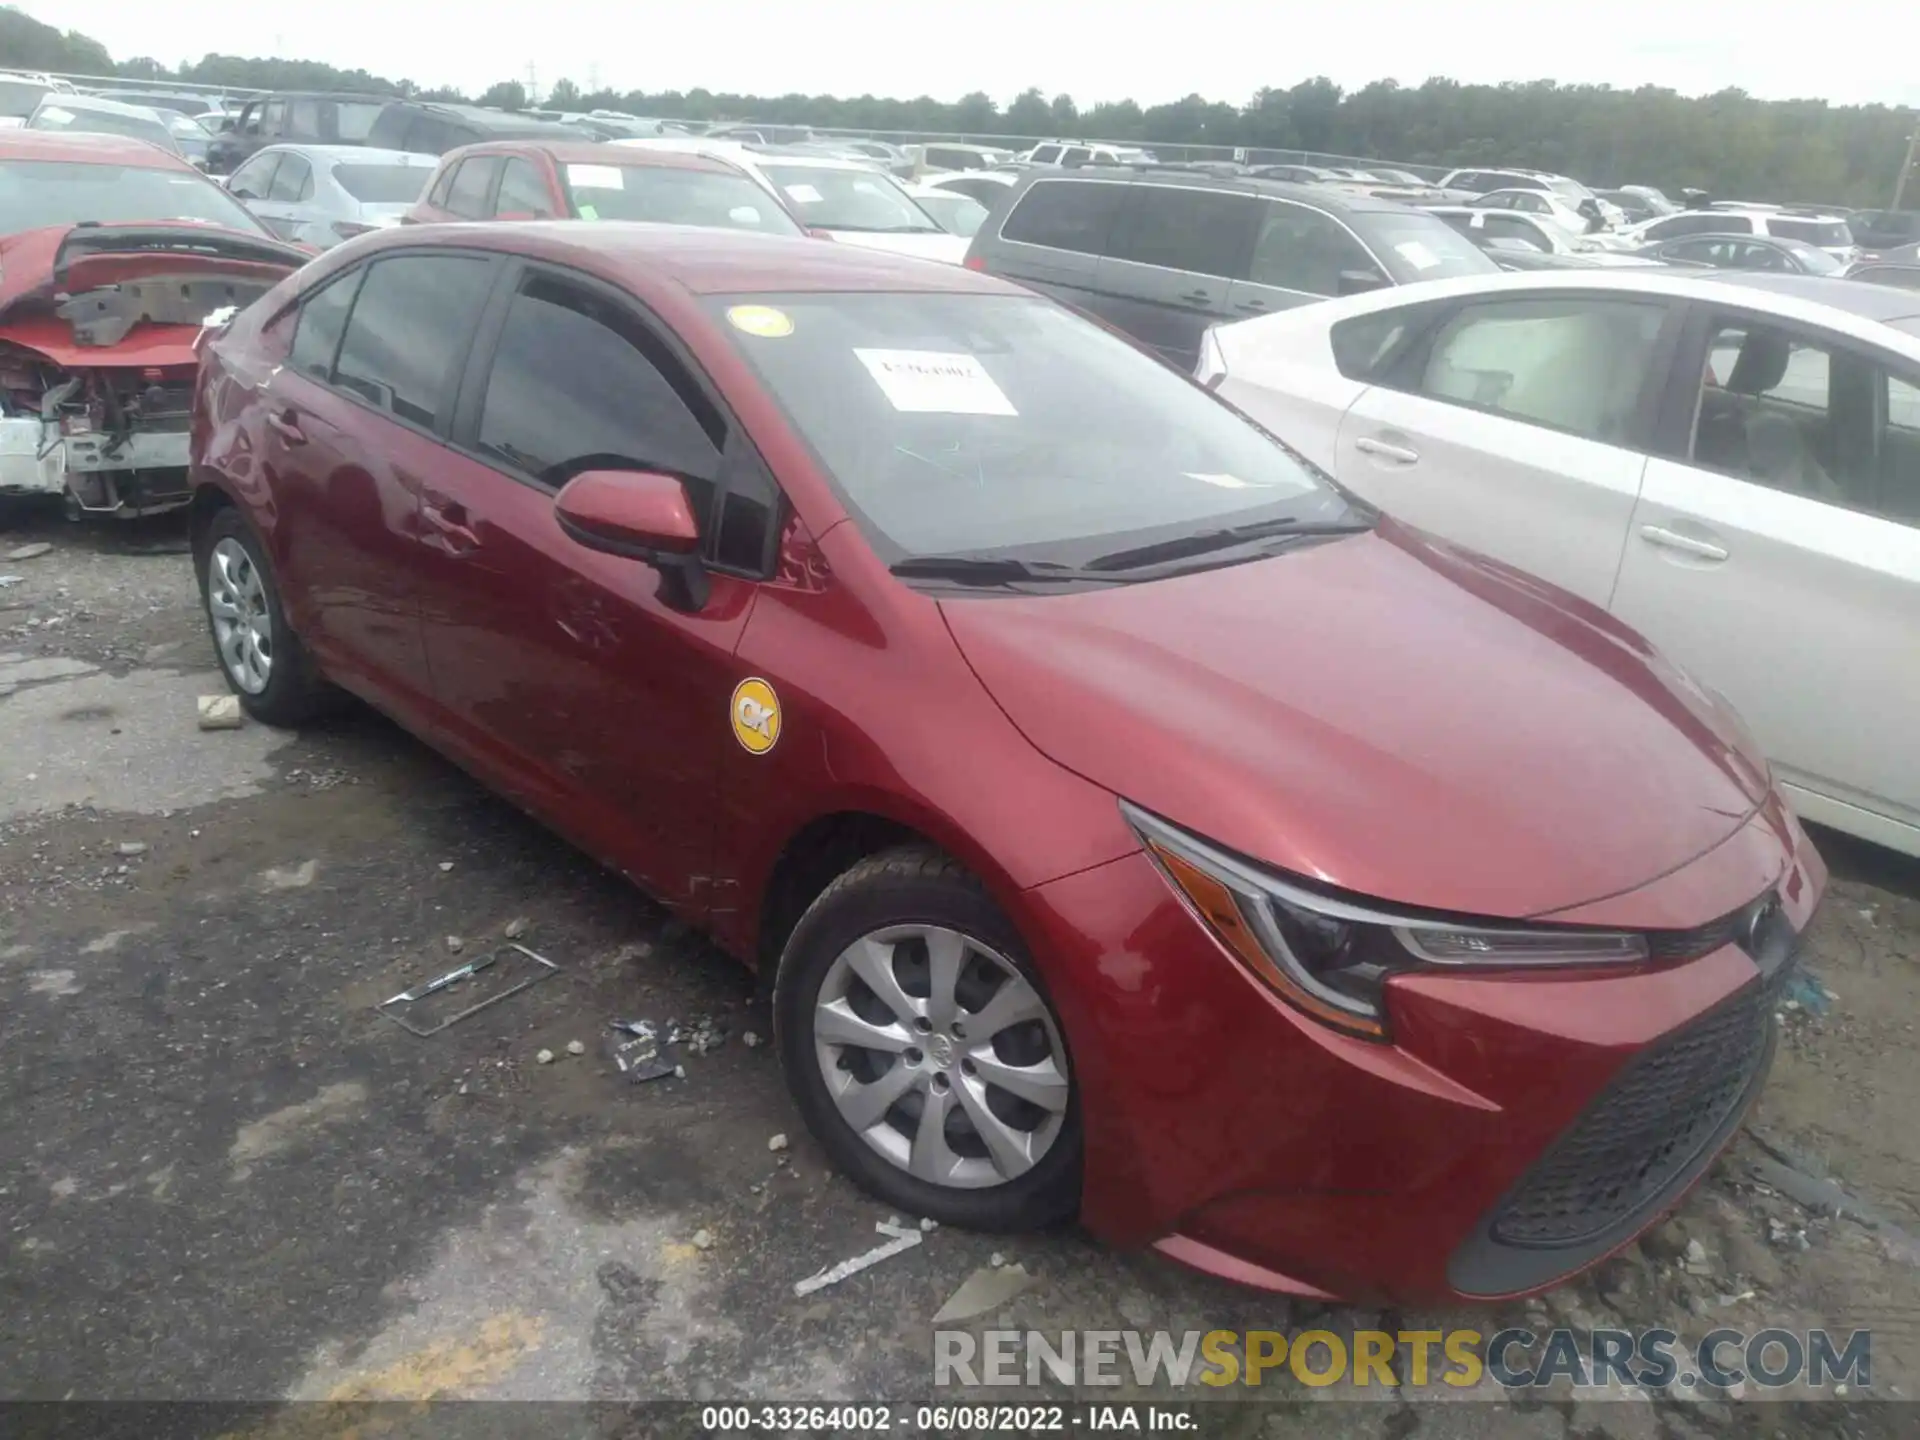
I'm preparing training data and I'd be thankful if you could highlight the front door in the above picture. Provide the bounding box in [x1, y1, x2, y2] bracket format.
[1609, 311, 1920, 845]
[411, 265, 765, 906]
[1090, 183, 1257, 371]
[1334, 292, 1678, 607]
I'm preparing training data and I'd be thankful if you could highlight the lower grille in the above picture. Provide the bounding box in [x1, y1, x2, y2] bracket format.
[1488, 958, 1789, 1247]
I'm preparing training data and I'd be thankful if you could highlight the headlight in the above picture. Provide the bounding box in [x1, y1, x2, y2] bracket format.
[1124, 802, 1648, 1040]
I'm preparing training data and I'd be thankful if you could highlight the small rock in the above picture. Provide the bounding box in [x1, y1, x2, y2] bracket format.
[6, 543, 52, 561]
[504, 917, 528, 939]
[919, 1217, 938, 1232]
[748, 1183, 762, 1194]
[456, 1082, 469, 1096]
[742, 1031, 761, 1048]
[692, 1229, 713, 1250]
[117, 842, 147, 857]
[445, 936, 464, 953]
[438, 861, 454, 872]
[1683, 1237, 1712, 1274]
[989, 1252, 1006, 1268]
[536, 1048, 555, 1065]
[197, 694, 244, 730]
[673, 1064, 686, 1079]
[566, 1039, 585, 1056]
[768, 1133, 789, 1152]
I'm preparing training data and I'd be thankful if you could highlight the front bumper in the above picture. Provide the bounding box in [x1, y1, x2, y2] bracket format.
[1022, 801, 1824, 1304]
[0, 419, 191, 513]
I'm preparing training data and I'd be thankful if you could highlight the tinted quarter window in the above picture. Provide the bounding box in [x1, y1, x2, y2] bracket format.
[1417, 297, 1668, 443]
[289, 268, 364, 380]
[333, 255, 491, 427]
[999, 179, 1124, 255]
[1108, 185, 1257, 278]
[1246, 201, 1377, 294]
[494, 157, 555, 217]
[445, 157, 500, 218]
[477, 274, 722, 511]
[1331, 308, 1426, 381]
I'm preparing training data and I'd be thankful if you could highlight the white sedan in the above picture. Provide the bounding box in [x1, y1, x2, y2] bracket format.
[1199, 268, 1920, 857]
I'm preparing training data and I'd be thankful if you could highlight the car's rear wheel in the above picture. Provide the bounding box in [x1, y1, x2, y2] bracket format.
[775, 846, 1080, 1230]
[198, 507, 333, 726]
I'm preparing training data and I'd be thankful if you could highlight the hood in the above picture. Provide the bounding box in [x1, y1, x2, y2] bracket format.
[940, 523, 1773, 920]
[0, 224, 305, 365]
[825, 230, 970, 265]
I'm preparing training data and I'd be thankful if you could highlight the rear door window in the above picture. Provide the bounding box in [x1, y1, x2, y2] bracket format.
[287, 100, 322, 139]
[1107, 184, 1257, 278]
[227, 152, 280, 201]
[267, 153, 312, 203]
[289, 268, 365, 380]
[998, 178, 1124, 255]
[1028, 145, 1063, 164]
[444, 157, 500, 219]
[1060, 146, 1093, 166]
[333, 254, 494, 428]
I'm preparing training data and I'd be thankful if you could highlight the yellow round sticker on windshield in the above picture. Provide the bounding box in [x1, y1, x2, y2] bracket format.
[731, 677, 782, 754]
[727, 305, 794, 339]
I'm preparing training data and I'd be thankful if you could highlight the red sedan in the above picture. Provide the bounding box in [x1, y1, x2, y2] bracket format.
[190, 223, 1825, 1303]
[404, 139, 803, 236]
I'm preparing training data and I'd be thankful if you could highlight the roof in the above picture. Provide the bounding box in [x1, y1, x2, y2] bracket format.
[356, 221, 1023, 296]
[33, 93, 165, 121]
[444, 138, 736, 172]
[253, 143, 437, 166]
[1705, 270, 1920, 318]
[384, 102, 579, 137]
[0, 129, 192, 168]
[1023, 165, 1419, 215]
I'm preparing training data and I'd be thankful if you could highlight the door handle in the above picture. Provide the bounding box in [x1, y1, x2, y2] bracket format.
[1234, 299, 1270, 313]
[1353, 436, 1420, 464]
[1638, 525, 1728, 561]
[264, 408, 305, 445]
[1178, 288, 1214, 305]
[422, 495, 480, 554]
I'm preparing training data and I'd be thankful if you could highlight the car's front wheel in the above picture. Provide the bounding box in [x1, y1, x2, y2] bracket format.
[198, 506, 334, 726]
[775, 846, 1081, 1231]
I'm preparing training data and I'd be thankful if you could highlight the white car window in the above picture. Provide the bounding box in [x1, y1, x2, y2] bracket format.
[1418, 297, 1667, 443]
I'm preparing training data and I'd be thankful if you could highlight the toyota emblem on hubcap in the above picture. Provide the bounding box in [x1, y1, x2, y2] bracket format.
[928, 1034, 954, 1067]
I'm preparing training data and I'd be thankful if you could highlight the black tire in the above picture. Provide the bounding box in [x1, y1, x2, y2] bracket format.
[197, 506, 336, 727]
[774, 845, 1082, 1231]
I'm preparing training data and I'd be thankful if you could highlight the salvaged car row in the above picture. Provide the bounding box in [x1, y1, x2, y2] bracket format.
[0, 93, 1912, 1305]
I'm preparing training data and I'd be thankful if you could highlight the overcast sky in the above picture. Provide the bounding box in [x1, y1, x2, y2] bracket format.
[29, 1, 1920, 109]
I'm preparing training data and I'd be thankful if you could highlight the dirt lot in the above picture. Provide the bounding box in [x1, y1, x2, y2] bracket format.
[2, 503, 1916, 1436]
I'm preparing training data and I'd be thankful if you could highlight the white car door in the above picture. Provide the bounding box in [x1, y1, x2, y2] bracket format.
[1331, 293, 1679, 607]
[1609, 314, 1920, 853]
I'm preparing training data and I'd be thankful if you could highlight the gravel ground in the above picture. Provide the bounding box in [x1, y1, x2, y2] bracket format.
[2, 501, 1915, 1436]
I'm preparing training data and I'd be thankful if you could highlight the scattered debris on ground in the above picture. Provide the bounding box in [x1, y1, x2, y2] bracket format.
[197, 694, 243, 730]
[933, 1262, 1035, 1323]
[793, 1220, 924, 1297]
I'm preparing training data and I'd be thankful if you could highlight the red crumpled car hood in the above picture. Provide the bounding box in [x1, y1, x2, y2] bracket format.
[940, 522, 1773, 920]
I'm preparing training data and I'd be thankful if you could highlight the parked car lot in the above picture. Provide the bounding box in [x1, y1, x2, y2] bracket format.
[964, 166, 1495, 369]
[1203, 267, 1920, 857]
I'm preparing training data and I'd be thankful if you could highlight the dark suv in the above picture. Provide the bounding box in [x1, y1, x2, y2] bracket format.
[205, 92, 389, 175]
[962, 167, 1495, 369]
[365, 102, 581, 157]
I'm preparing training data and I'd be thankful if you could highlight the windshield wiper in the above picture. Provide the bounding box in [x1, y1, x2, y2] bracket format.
[889, 555, 1115, 587]
[1085, 515, 1373, 573]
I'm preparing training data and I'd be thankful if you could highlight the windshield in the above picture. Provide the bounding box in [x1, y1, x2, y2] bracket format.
[31, 104, 175, 151]
[562, 162, 802, 234]
[1767, 219, 1851, 249]
[761, 163, 939, 232]
[1547, 177, 1594, 200]
[1368, 215, 1500, 282]
[0, 159, 268, 233]
[708, 291, 1351, 565]
[168, 114, 211, 139]
[1778, 240, 1843, 274]
[333, 162, 433, 203]
[913, 191, 988, 237]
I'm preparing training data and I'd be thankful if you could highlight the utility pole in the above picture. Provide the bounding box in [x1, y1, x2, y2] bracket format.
[1894, 127, 1920, 210]
[524, 63, 538, 107]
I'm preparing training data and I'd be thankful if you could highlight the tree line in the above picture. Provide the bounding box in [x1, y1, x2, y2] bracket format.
[3, 5, 1913, 205]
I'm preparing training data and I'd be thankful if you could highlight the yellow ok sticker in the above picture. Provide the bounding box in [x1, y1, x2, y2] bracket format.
[727, 304, 794, 339]
[731, 677, 781, 754]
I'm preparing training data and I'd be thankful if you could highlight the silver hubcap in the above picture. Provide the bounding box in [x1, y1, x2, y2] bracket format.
[207, 537, 273, 695]
[813, 924, 1070, 1189]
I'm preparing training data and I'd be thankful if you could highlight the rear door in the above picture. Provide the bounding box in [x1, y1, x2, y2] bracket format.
[983, 176, 1126, 313]
[492, 156, 560, 219]
[414, 263, 772, 903]
[247, 151, 314, 240]
[1333, 291, 1683, 606]
[1610, 308, 1920, 846]
[1225, 197, 1390, 320]
[1091, 182, 1260, 370]
[443, 155, 502, 218]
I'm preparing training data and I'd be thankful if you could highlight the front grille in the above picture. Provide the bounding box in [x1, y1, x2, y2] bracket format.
[1645, 890, 1774, 961]
[1488, 954, 1792, 1248]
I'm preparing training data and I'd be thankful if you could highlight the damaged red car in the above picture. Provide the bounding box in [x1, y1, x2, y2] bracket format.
[0, 131, 306, 517]
[191, 224, 1825, 1303]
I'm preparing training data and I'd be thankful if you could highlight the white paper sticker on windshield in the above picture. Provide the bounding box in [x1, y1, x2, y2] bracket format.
[783, 183, 823, 204]
[39, 106, 74, 124]
[728, 205, 763, 224]
[1184, 471, 1256, 489]
[567, 164, 625, 190]
[854, 349, 1016, 416]
[1394, 240, 1440, 270]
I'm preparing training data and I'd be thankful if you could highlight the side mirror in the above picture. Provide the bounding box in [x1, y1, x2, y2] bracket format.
[554, 468, 708, 610]
[1336, 268, 1389, 296]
